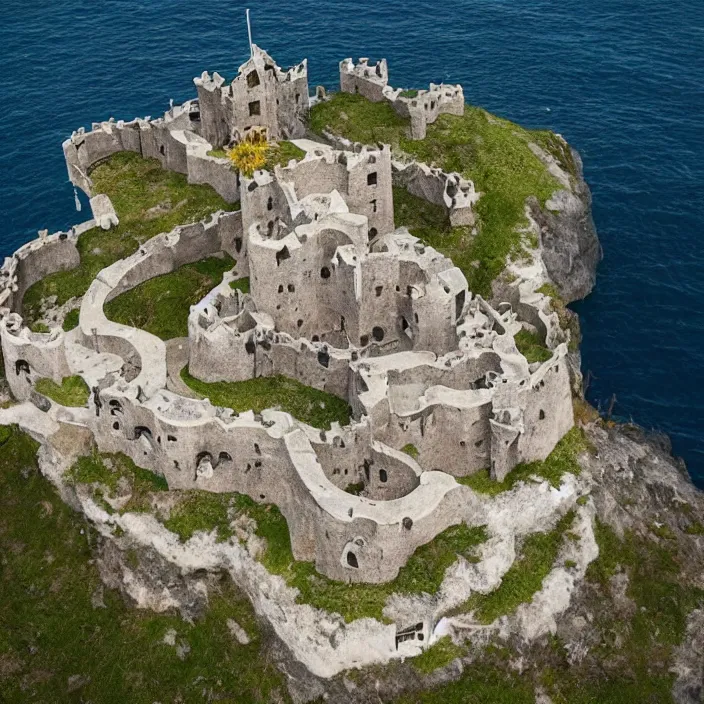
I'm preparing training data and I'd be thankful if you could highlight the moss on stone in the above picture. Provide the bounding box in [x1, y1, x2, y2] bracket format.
[180, 366, 352, 431]
[30, 321, 50, 333]
[35, 375, 90, 407]
[23, 152, 232, 327]
[66, 450, 168, 512]
[456, 510, 575, 623]
[310, 92, 564, 297]
[401, 443, 419, 459]
[229, 277, 250, 294]
[62, 308, 80, 331]
[458, 427, 587, 495]
[104, 255, 235, 340]
[412, 636, 467, 674]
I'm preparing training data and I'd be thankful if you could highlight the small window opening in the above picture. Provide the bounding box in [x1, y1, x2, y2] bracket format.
[372, 326, 384, 342]
[248, 100, 261, 116]
[320, 266, 331, 279]
[370, 199, 377, 213]
[379, 469, 388, 483]
[367, 172, 378, 186]
[267, 196, 273, 211]
[346, 551, 359, 568]
[247, 70, 260, 88]
[539, 409, 546, 420]
[375, 285, 383, 297]
[368, 227, 378, 240]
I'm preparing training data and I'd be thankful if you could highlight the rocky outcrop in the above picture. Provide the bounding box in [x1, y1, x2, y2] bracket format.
[530, 147, 602, 304]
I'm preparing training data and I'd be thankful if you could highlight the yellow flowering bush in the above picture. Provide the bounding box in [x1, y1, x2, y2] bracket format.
[227, 133, 270, 177]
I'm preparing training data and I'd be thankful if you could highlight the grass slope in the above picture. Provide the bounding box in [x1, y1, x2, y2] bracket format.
[23, 152, 232, 326]
[104, 255, 234, 340]
[180, 367, 352, 430]
[310, 92, 566, 296]
[0, 426, 287, 703]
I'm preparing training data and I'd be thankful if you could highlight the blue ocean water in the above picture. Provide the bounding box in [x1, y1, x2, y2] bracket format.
[1, 0, 703, 484]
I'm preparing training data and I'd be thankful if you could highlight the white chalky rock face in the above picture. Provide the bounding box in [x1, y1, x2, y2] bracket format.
[0, 44, 590, 678]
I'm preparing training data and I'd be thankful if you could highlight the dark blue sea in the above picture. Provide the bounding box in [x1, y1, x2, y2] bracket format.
[1, 1, 703, 484]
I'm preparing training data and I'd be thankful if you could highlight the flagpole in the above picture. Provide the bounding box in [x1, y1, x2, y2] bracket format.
[246, 9, 253, 57]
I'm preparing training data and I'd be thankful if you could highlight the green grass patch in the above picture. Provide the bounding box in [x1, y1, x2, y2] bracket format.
[104, 255, 234, 340]
[62, 307, 80, 331]
[266, 140, 307, 169]
[0, 426, 286, 703]
[285, 523, 487, 623]
[35, 375, 90, 407]
[310, 92, 564, 296]
[684, 521, 704, 535]
[650, 523, 677, 540]
[401, 443, 419, 459]
[30, 321, 50, 333]
[459, 427, 587, 495]
[412, 636, 467, 674]
[457, 510, 575, 623]
[180, 366, 352, 430]
[207, 148, 228, 158]
[537, 283, 581, 351]
[22, 152, 232, 327]
[514, 328, 552, 364]
[66, 450, 168, 513]
[230, 277, 250, 294]
[162, 491, 292, 573]
[398, 89, 419, 99]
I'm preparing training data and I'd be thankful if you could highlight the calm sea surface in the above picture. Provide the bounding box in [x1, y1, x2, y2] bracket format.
[1, 0, 703, 484]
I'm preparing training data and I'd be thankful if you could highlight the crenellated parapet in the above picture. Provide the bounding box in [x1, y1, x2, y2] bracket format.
[339, 57, 465, 139]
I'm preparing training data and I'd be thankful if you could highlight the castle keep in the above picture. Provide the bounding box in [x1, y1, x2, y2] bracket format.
[0, 45, 576, 660]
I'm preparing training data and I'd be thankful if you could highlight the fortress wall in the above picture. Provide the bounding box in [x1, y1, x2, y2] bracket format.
[364, 442, 422, 500]
[274, 63, 310, 139]
[186, 152, 240, 204]
[12, 234, 81, 314]
[515, 350, 574, 463]
[91, 388, 473, 583]
[339, 58, 389, 102]
[0, 326, 70, 401]
[194, 75, 229, 148]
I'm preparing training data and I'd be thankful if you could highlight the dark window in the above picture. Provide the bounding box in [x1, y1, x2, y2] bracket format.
[112, 422, 120, 430]
[360, 334, 369, 346]
[375, 285, 383, 297]
[249, 100, 261, 117]
[247, 70, 260, 88]
[379, 469, 388, 483]
[320, 266, 331, 279]
[367, 172, 378, 186]
[15, 360, 29, 376]
[159, 145, 165, 155]
[267, 196, 273, 211]
[346, 551, 359, 568]
[372, 326, 384, 342]
[368, 227, 378, 240]
[539, 409, 546, 420]
[276, 246, 290, 266]
[370, 199, 377, 212]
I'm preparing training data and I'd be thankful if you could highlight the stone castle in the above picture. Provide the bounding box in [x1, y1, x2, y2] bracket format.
[0, 42, 573, 620]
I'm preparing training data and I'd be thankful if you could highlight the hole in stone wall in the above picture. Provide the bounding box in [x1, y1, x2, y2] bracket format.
[320, 266, 331, 279]
[375, 285, 383, 297]
[367, 172, 378, 186]
[248, 100, 261, 116]
[318, 350, 330, 368]
[370, 199, 377, 212]
[346, 551, 359, 568]
[278, 284, 284, 293]
[168, 435, 177, 442]
[267, 196, 273, 211]
[159, 145, 165, 155]
[403, 517, 413, 530]
[254, 443, 261, 455]
[218, 452, 233, 463]
[234, 237, 243, 253]
[247, 70, 261, 88]
[15, 360, 29, 376]
[288, 284, 295, 292]
[276, 246, 290, 266]
[360, 334, 369, 346]
[297, 319, 303, 328]
[379, 469, 388, 483]
[368, 227, 378, 240]
[113, 422, 120, 430]
[372, 326, 384, 342]
[539, 409, 546, 420]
